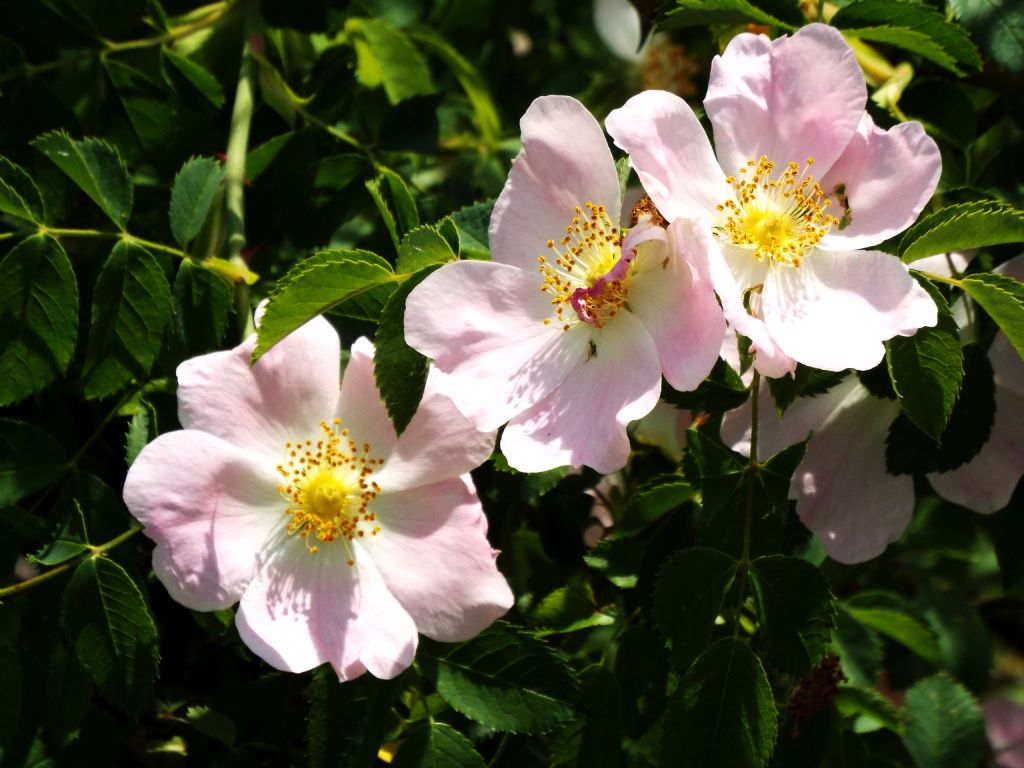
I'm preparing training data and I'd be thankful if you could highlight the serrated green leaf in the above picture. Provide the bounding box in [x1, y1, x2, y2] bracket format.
[835, 685, 903, 734]
[451, 199, 493, 260]
[622, 476, 695, 532]
[0, 235, 79, 406]
[174, 258, 233, 354]
[254, 250, 397, 361]
[103, 58, 176, 149]
[962, 272, 1024, 360]
[0, 155, 45, 223]
[438, 216, 460, 256]
[32, 130, 133, 228]
[615, 156, 631, 206]
[582, 535, 643, 589]
[831, 604, 883, 687]
[533, 579, 613, 636]
[886, 276, 962, 441]
[392, 722, 487, 768]
[919, 584, 991, 693]
[396, 226, 457, 275]
[550, 666, 623, 768]
[902, 675, 985, 768]
[366, 167, 419, 252]
[62, 556, 160, 714]
[124, 397, 157, 467]
[662, 0, 796, 29]
[899, 201, 1024, 262]
[0, 417, 67, 507]
[949, 0, 1024, 75]
[32, 499, 88, 566]
[45, 638, 92, 746]
[767, 365, 846, 416]
[654, 547, 737, 672]
[82, 241, 174, 399]
[374, 266, 434, 435]
[169, 156, 224, 248]
[662, 638, 778, 768]
[662, 357, 749, 414]
[419, 624, 579, 734]
[832, 0, 982, 76]
[307, 666, 404, 768]
[749, 555, 835, 675]
[186, 706, 235, 747]
[843, 592, 942, 666]
[346, 18, 435, 105]
[162, 47, 225, 107]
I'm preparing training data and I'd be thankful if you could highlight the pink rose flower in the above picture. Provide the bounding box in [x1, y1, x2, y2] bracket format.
[123, 316, 513, 681]
[606, 23, 940, 377]
[405, 95, 725, 473]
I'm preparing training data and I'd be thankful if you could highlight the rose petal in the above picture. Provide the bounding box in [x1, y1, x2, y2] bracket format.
[490, 95, 621, 272]
[819, 114, 941, 251]
[605, 89, 730, 222]
[501, 311, 662, 473]
[367, 476, 512, 642]
[235, 538, 418, 680]
[594, 0, 645, 61]
[705, 24, 866, 176]
[405, 260, 588, 430]
[177, 315, 341, 455]
[762, 248, 937, 371]
[123, 430, 280, 611]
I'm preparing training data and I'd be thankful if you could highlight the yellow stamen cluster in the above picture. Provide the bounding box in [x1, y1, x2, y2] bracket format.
[715, 156, 837, 267]
[536, 202, 627, 330]
[276, 419, 383, 564]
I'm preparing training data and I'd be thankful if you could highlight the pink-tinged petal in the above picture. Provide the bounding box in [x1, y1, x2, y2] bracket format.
[928, 335, 1024, 513]
[605, 90, 729, 222]
[405, 260, 588, 430]
[490, 96, 621, 272]
[631, 401, 692, 462]
[763, 249, 938, 372]
[177, 315, 341, 455]
[629, 218, 726, 391]
[374, 370, 496, 492]
[819, 114, 941, 250]
[594, 0, 644, 61]
[985, 698, 1024, 768]
[501, 311, 662, 473]
[366, 476, 512, 641]
[707, 244, 797, 378]
[235, 539, 418, 680]
[790, 383, 912, 563]
[337, 337, 397, 460]
[721, 376, 857, 459]
[706, 24, 866, 175]
[908, 250, 974, 280]
[122, 430, 280, 611]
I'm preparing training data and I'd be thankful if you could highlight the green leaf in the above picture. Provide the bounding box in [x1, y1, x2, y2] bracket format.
[749, 555, 835, 675]
[124, 397, 158, 467]
[901, 675, 985, 768]
[419, 624, 579, 734]
[843, 592, 942, 666]
[254, 250, 396, 361]
[0, 235, 79, 406]
[550, 666, 623, 768]
[186, 706, 235, 747]
[615, 156, 632, 206]
[62, 556, 160, 714]
[0, 155, 45, 223]
[451, 199, 493, 260]
[346, 18, 435, 105]
[661, 638, 778, 768]
[161, 47, 226, 107]
[32, 130, 133, 229]
[0, 417, 67, 507]
[950, 0, 1024, 75]
[767, 365, 846, 416]
[103, 59, 176, 149]
[396, 226, 457, 275]
[654, 547, 737, 672]
[306, 666, 404, 768]
[961, 272, 1024, 359]
[885, 276, 963, 441]
[533, 579, 614, 636]
[831, 0, 982, 76]
[81, 241, 174, 399]
[831, 604, 883, 687]
[32, 500, 88, 566]
[899, 201, 1024, 262]
[374, 266, 435, 435]
[169, 156, 224, 248]
[835, 686, 903, 734]
[662, 357, 749, 414]
[45, 639, 92, 746]
[392, 722, 486, 768]
[366, 167, 419, 252]
[662, 0, 797, 30]
[174, 259, 233, 354]
[621, 476, 695, 532]
[582, 535, 644, 589]
[919, 584, 991, 693]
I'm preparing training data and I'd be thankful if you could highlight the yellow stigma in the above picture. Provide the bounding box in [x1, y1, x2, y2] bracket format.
[276, 419, 384, 563]
[536, 201, 630, 330]
[715, 156, 837, 268]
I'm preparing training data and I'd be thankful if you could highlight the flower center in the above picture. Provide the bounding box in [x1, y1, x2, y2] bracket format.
[715, 156, 837, 268]
[536, 202, 632, 330]
[276, 419, 383, 563]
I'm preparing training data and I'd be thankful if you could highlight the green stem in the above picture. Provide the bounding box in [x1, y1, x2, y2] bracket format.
[916, 270, 964, 289]
[43, 227, 189, 258]
[0, 525, 142, 600]
[734, 370, 761, 637]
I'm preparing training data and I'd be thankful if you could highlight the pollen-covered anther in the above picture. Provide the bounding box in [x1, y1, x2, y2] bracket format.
[277, 419, 384, 563]
[536, 201, 631, 329]
[714, 156, 838, 267]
